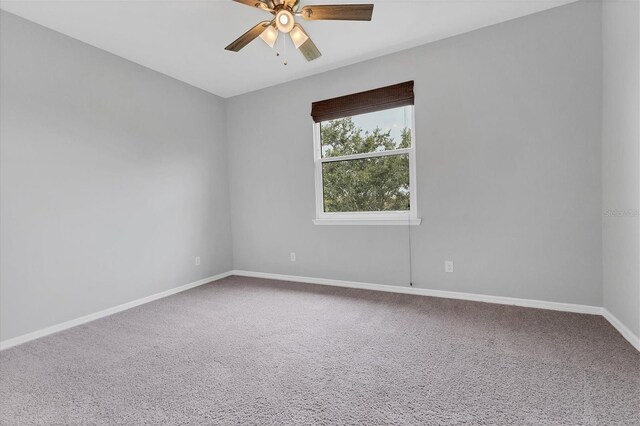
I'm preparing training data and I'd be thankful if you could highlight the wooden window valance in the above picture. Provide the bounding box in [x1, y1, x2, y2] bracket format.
[311, 81, 414, 123]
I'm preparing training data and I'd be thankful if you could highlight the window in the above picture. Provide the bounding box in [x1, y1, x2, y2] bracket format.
[311, 82, 420, 225]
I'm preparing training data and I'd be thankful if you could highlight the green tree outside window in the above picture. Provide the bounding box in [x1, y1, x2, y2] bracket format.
[321, 117, 411, 213]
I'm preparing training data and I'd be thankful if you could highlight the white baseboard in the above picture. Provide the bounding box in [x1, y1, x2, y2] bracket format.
[0, 271, 233, 351]
[231, 270, 639, 352]
[602, 309, 640, 351]
[231, 270, 602, 314]
[3, 269, 638, 353]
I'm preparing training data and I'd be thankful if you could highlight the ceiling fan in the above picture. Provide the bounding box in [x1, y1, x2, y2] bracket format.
[224, 0, 374, 62]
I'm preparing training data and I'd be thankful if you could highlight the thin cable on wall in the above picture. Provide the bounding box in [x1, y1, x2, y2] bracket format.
[405, 104, 413, 287]
[408, 209, 413, 287]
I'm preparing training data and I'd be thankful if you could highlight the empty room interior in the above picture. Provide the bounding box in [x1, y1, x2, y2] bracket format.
[1, 0, 639, 424]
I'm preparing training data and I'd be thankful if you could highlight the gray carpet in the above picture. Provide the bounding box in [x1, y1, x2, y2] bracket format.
[1, 276, 638, 425]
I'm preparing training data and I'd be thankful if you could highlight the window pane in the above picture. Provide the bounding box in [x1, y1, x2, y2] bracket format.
[322, 154, 410, 213]
[320, 106, 412, 158]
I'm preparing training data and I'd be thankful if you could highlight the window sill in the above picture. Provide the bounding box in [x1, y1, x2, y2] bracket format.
[313, 218, 422, 226]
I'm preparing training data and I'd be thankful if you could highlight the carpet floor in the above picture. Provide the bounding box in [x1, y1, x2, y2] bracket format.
[1, 276, 639, 425]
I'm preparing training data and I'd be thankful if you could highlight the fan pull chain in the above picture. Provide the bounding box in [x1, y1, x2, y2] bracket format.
[283, 33, 288, 66]
[274, 32, 287, 66]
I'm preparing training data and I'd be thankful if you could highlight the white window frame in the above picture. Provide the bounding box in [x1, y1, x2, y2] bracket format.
[312, 105, 421, 226]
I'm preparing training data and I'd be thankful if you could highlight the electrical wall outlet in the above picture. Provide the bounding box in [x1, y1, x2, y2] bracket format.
[195, 256, 201, 266]
[290, 252, 296, 262]
[445, 261, 454, 273]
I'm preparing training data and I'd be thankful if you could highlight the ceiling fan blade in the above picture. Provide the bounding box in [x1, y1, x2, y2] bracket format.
[284, 0, 300, 10]
[232, 0, 273, 12]
[299, 4, 374, 21]
[298, 35, 322, 61]
[225, 21, 272, 52]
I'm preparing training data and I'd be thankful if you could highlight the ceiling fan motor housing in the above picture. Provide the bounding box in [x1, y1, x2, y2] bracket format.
[275, 9, 295, 33]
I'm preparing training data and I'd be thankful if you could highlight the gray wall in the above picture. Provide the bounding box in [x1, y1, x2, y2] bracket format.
[226, 0, 603, 306]
[0, 12, 233, 341]
[602, 0, 640, 336]
[2, 1, 620, 343]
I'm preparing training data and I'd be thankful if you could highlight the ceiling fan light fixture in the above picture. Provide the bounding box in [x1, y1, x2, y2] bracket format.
[259, 25, 278, 47]
[275, 10, 294, 33]
[290, 25, 309, 49]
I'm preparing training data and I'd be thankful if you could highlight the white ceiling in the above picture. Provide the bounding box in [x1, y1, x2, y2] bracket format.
[0, 0, 577, 98]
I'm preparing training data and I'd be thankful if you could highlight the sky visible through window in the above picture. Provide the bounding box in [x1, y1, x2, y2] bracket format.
[321, 106, 412, 158]
[350, 106, 412, 148]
